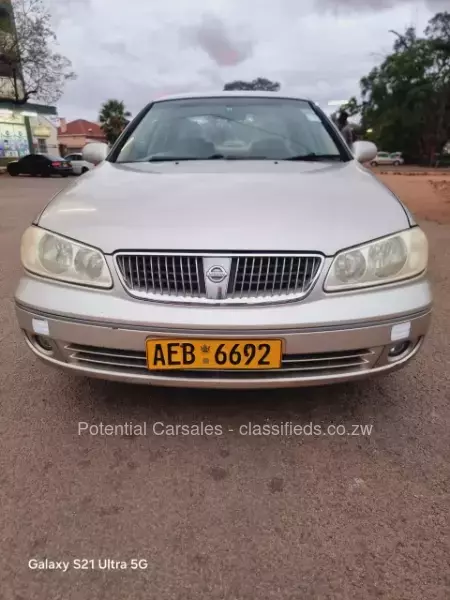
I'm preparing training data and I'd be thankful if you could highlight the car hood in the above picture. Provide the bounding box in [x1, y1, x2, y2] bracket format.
[37, 160, 410, 256]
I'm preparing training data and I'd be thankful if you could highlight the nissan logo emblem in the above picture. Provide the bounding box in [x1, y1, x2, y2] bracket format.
[207, 265, 228, 283]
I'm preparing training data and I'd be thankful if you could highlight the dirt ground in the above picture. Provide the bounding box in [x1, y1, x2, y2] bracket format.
[376, 170, 450, 224]
[1, 174, 449, 600]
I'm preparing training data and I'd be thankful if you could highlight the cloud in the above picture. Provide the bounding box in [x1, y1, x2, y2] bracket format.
[182, 14, 254, 67]
[47, 0, 442, 120]
[315, 0, 449, 12]
[46, 0, 92, 25]
[99, 41, 137, 60]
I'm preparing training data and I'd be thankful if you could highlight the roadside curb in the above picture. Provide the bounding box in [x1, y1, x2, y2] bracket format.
[377, 171, 450, 176]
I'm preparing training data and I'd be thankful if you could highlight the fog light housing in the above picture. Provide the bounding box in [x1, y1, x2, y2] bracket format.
[388, 341, 411, 359]
[33, 335, 54, 354]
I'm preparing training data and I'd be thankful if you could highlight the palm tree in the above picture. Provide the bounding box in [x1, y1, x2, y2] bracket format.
[99, 99, 131, 145]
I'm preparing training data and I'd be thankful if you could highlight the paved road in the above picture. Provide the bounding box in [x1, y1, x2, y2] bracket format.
[1, 177, 449, 600]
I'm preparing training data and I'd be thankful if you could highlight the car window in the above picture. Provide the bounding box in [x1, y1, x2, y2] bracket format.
[115, 97, 345, 162]
[43, 154, 62, 161]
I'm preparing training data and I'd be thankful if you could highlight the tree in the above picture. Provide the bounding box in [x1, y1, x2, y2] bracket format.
[99, 99, 131, 145]
[0, 0, 75, 104]
[341, 97, 359, 117]
[349, 11, 450, 164]
[223, 77, 281, 92]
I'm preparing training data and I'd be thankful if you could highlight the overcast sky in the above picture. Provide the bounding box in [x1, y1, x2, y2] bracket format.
[46, 0, 447, 121]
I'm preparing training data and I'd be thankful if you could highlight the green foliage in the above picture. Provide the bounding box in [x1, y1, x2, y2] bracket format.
[0, 3, 13, 34]
[341, 97, 359, 117]
[352, 12, 450, 164]
[99, 99, 131, 145]
[223, 77, 281, 92]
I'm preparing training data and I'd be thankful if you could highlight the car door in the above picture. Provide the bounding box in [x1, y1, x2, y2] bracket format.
[33, 155, 51, 175]
[65, 154, 79, 174]
[74, 153, 86, 173]
[17, 155, 34, 175]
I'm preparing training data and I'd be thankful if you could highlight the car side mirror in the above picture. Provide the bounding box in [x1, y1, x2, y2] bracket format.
[82, 142, 109, 166]
[352, 141, 377, 164]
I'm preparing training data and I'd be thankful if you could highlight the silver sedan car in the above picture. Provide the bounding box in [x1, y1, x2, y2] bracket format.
[15, 92, 432, 388]
[371, 152, 404, 167]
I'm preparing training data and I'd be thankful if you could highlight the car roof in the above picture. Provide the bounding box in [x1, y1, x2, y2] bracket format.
[152, 91, 313, 103]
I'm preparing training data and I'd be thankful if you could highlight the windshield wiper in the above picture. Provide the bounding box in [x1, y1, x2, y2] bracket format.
[148, 156, 204, 162]
[284, 153, 342, 162]
[208, 155, 270, 160]
[148, 154, 271, 162]
[148, 154, 234, 161]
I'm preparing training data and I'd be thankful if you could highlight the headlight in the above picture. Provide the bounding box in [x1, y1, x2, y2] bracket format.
[21, 226, 112, 288]
[325, 228, 428, 291]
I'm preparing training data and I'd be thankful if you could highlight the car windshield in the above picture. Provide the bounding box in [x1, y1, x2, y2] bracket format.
[43, 154, 63, 161]
[115, 97, 344, 163]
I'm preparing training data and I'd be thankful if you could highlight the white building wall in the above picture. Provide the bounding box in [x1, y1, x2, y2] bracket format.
[30, 115, 59, 155]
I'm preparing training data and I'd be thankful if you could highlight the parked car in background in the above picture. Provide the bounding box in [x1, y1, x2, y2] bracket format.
[433, 152, 450, 168]
[390, 152, 404, 165]
[64, 153, 94, 175]
[15, 92, 431, 389]
[7, 154, 72, 178]
[371, 152, 404, 167]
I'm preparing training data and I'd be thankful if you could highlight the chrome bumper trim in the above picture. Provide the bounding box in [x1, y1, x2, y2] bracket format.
[14, 300, 432, 334]
[16, 303, 431, 389]
[23, 335, 424, 389]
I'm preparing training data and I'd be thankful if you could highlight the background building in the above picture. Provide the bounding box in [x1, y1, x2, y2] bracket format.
[30, 114, 59, 155]
[0, 103, 58, 163]
[0, 0, 25, 102]
[0, 109, 28, 157]
[57, 119, 107, 154]
[0, 0, 57, 164]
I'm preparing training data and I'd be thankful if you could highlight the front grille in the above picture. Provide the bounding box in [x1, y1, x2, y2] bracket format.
[116, 254, 206, 298]
[65, 344, 374, 379]
[115, 253, 323, 304]
[227, 256, 321, 299]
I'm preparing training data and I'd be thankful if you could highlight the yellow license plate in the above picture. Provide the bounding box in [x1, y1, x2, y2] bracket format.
[146, 339, 283, 370]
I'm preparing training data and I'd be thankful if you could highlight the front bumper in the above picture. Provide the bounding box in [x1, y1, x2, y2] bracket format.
[14, 274, 432, 389]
